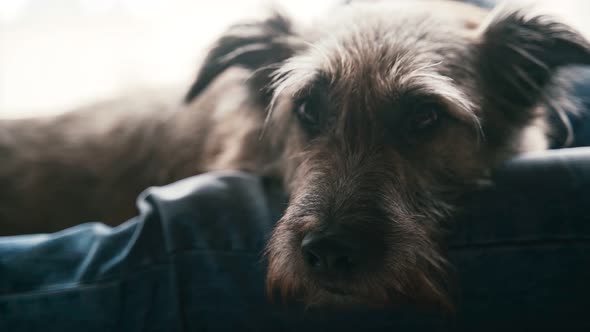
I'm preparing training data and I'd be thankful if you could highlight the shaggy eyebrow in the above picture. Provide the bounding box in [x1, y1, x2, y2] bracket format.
[264, 57, 321, 129]
[405, 75, 480, 129]
[388, 55, 479, 128]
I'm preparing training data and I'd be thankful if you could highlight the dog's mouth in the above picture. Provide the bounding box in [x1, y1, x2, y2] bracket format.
[317, 282, 352, 296]
[267, 250, 447, 309]
[309, 281, 395, 309]
[302, 262, 396, 307]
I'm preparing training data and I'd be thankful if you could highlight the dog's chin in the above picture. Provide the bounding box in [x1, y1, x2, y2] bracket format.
[284, 271, 399, 309]
[266, 265, 392, 309]
[267, 259, 452, 311]
[302, 278, 453, 312]
[301, 284, 392, 309]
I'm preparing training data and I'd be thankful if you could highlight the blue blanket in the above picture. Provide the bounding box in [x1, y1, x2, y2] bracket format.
[1, 166, 589, 331]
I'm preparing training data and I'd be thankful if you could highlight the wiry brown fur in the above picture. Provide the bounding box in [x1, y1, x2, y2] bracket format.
[1, 0, 589, 309]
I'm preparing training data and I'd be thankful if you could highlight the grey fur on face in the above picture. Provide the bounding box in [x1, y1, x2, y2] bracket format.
[1, 0, 589, 308]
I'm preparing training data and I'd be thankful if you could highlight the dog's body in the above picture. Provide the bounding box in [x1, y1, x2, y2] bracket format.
[0, 69, 270, 234]
[2, 0, 589, 308]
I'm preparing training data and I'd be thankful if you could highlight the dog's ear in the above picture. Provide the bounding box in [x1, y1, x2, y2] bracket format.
[477, 11, 590, 114]
[184, 13, 299, 104]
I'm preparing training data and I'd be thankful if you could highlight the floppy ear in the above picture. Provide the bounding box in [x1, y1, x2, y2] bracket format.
[477, 11, 590, 115]
[184, 13, 299, 104]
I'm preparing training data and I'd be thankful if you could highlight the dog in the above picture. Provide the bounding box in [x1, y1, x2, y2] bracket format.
[1, 0, 589, 309]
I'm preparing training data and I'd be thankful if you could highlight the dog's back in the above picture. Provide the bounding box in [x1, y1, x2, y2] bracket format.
[0, 67, 268, 234]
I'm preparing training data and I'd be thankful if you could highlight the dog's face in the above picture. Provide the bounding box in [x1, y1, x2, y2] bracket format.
[187, 1, 590, 308]
[266, 5, 486, 308]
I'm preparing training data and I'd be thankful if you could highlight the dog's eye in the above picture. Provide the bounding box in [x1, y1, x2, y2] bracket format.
[408, 103, 442, 132]
[294, 98, 321, 132]
[295, 101, 317, 125]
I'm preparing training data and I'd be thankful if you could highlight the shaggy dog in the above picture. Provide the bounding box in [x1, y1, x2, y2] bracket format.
[1, 0, 589, 308]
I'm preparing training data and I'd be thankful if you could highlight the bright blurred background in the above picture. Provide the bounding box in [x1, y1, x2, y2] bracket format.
[0, 0, 339, 118]
[0, 0, 587, 118]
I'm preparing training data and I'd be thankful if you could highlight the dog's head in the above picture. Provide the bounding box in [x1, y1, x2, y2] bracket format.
[187, 1, 590, 308]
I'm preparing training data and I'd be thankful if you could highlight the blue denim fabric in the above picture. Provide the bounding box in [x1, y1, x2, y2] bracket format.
[0, 172, 451, 331]
[0, 173, 275, 331]
[1, 167, 589, 331]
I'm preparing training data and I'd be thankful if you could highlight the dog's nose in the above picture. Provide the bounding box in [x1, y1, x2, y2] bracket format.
[301, 231, 360, 274]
